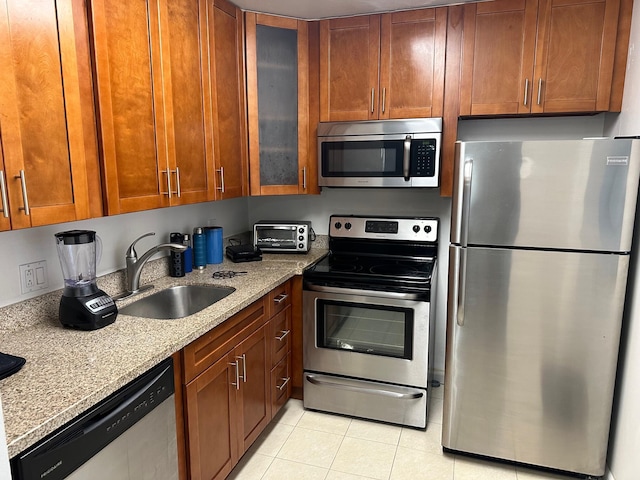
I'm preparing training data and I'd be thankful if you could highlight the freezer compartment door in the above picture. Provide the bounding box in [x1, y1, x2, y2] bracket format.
[452, 139, 640, 252]
[443, 245, 628, 476]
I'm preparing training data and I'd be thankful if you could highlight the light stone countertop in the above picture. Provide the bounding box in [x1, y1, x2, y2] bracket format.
[0, 244, 327, 458]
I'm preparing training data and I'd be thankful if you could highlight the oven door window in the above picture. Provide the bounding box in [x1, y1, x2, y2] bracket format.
[316, 300, 413, 359]
[321, 140, 405, 177]
[256, 226, 296, 247]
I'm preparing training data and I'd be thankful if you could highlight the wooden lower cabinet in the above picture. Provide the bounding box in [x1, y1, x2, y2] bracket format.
[180, 280, 293, 480]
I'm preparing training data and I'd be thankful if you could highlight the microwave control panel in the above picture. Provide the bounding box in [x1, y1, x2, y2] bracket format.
[411, 139, 437, 177]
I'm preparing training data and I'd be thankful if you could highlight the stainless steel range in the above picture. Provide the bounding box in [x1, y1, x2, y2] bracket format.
[303, 215, 438, 428]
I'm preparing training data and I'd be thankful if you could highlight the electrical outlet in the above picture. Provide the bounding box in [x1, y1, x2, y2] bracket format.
[20, 261, 48, 294]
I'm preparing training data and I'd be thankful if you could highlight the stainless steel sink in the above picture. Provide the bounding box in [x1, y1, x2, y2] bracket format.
[118, 285, 235, 319]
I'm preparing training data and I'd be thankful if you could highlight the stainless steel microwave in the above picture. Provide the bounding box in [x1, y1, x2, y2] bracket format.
[318, 118, 441, 188]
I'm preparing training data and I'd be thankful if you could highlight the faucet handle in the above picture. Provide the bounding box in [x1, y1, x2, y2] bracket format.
[126, 232, 156, 259]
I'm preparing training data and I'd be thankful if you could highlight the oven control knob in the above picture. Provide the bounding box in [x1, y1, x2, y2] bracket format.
[299, 235, 304, 241]
[413, 225, 420, 233]
[334, 222, 342, 229]
[299, 227, 305, 233]
[345, 222, 352, 230]
[424, 225, 432, 233]
[299, 243, 304, 249]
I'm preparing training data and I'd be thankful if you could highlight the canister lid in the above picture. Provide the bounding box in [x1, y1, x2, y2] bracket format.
[54, 230, 96, 245]
[193, 227, 204, 235]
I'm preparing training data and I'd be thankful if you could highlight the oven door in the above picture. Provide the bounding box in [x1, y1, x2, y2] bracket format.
[303, 286, 430, 388]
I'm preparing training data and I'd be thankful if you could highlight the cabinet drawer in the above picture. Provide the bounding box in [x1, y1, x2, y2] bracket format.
[270, 306, 291, 367]
[268, 280, 291, 318]
[271, 353, 291, 418]
[183, 298, 266, 383]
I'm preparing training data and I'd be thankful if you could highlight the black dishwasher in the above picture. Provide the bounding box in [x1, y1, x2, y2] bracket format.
[11, 358, 178, 480]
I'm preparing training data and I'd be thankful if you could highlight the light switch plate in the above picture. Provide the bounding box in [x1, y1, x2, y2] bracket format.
[20, 261, 48, 294]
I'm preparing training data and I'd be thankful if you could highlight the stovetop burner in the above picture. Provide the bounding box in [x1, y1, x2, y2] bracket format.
[304, 215, 439, 293]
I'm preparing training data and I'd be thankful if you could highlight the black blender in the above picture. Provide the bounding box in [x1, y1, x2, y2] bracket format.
[54, 230, 117, 330]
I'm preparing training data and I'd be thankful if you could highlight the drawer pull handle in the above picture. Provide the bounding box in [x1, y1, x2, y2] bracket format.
[230, 360, 240, 390]
[275, 329, 290, 341]
[236, 354, 247, 383]
[277, 376, 290, 391]
[273, 293, 288, 304]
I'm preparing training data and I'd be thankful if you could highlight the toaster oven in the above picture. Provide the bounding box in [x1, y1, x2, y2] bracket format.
[254, 221, 312, 253]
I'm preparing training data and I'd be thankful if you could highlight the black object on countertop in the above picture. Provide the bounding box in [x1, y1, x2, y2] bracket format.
[226, 244, 262, 263]
[0, 351, 26, 380]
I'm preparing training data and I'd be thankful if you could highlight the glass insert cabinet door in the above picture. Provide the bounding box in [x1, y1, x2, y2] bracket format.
[316, 300, 414, 359]
[245, 13, 311, 195]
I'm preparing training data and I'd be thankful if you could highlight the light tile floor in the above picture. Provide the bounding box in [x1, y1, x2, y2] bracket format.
[228, 386, 576, 480]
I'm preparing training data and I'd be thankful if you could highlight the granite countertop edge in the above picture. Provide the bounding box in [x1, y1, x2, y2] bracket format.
[0, 247, 327, 458]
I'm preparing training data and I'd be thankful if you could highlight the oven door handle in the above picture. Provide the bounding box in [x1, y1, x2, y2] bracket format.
[306, 374, 423, 399]
[305, 283, 425, 301]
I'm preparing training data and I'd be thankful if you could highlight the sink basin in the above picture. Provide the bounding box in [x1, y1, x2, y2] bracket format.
[119, 285, 235, 319]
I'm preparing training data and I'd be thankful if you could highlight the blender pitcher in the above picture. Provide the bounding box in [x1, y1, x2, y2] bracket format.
[54, 230, 117, 330]
[55, 230, 102, 295]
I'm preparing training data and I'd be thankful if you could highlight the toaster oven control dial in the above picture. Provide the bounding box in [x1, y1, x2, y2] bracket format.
[345, 222, 352, 230]
[413, 225, 420, 233]
[299, 227, 305, 233]
[334, 222, 342, 229]
[424, 225, 432, 233]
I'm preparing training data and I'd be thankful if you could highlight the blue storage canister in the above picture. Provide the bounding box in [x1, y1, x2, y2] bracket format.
[192, 227, 206, 270]
[183, 233, 193, 273]
[205, 226, 223, 264]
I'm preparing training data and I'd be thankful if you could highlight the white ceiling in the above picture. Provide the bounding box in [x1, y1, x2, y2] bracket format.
[232, 0, 479, 20]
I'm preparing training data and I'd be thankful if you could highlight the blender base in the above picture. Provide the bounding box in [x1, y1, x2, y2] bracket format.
[59, 290, 118, 330]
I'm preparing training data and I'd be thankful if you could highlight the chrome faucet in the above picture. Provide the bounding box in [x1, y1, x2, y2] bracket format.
[119, 232, 187, 298]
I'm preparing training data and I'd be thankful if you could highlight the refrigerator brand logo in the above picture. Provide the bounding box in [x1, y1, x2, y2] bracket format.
[607, 156, 629, 165]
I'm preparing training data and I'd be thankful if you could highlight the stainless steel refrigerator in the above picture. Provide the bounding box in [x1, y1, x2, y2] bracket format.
[443, 139, 640, 477]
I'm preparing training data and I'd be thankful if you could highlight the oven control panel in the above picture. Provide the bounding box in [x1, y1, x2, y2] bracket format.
[330, 216, 438, 242]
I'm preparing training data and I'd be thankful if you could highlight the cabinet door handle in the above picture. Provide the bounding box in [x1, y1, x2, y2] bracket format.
[15, 170, 30, 215]
[382, 87, 386, 113]
[302, 167, 307, 190]
[230, 360, 240, 390]
[0, 171, 9, 218]
[236, 354, 247, 383]
[216, 167, 225, 193]
[277, 376, 290, 391]
[537, 78, 543, 105]
[273, 293, 288, 304]
[275, 329, 290, 341]
[370, 88, 375, 113]
[162, 170, 172, 198]
[174, 167, 181, 198]
[523, 78, 529, 106]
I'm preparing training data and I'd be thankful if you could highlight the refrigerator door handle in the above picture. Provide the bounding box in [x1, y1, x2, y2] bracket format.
[460, 160, 473, 246]
[451, 144, 473, 246]
[449, 245, 467, 327]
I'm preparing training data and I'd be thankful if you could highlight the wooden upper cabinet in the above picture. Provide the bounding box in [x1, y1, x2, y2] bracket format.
[532, 0, 620, 113]
[320, 9, 447, 122]
[380, 9, 447, 119]
[460, 0, 621, 116]
[320, 16, 380, 121]
[246, 13, 312, 196]
[0, 0, 99, 229]
[91, 0, 215, 215]
[161, 0, 214, 206]
[208, 0, 248, 200]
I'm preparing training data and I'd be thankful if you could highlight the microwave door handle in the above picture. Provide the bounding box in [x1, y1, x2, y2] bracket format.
[403, 135, 411, 181]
